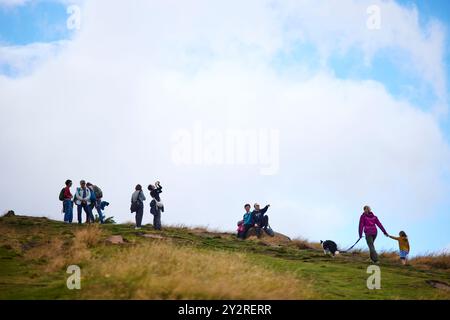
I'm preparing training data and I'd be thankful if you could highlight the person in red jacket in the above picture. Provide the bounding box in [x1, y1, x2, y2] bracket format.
[358, 205, 388, 263]
[62, 179, 73, 223]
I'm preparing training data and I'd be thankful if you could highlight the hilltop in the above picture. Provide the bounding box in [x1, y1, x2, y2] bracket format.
[0, 215, 449, 299]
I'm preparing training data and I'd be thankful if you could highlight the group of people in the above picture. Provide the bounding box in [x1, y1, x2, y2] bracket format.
[237, 203, 273, 239]
[59, 180, 409, 265]
[130, 181, 164, 230]
[235, 204, 410, 265]
[358, 205, 410, 265]
[59, 180, 108, 224]
[59, 179, 165, 230]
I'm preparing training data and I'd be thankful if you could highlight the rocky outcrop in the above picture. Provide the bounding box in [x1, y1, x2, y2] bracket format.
[245, 227, 291, 245]
[105, 235, 124, 244]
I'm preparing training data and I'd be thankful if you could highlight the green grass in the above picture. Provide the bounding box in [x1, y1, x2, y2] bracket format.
[0, 215, 449, 299]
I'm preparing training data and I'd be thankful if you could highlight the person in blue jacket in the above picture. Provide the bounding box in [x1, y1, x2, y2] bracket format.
[242, 204, 254, 238]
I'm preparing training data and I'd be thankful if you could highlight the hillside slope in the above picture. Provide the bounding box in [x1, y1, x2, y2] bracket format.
[0, 215, 449, 299]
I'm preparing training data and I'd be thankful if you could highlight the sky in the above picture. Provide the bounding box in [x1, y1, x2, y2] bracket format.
[0, 0, 449, 256]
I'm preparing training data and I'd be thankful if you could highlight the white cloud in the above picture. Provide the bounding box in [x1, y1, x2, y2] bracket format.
[0, 0, 449, 243]
[0, 41, 68, 76]
[276, 0, 448, 112]
[0, 0, 29, 7]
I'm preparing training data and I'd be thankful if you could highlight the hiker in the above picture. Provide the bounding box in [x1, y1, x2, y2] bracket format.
[388, 231, 410, 265]
[253, 203, 273, 237]
[60, 179, 74, 223]
[75, 180, 95, 224]
[237, 220, 246, 239]
[358, 205, 388, 264]
[239, 204, 254, 239]
[87, 182, 105, 224]
[131, 184, 146, 230]
[148, 181, 163, 230]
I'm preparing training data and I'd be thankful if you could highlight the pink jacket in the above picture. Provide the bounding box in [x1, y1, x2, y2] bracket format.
[359, 212, 387, 238]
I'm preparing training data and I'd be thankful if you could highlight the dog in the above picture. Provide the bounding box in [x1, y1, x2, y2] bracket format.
[320, 240, 340, 256]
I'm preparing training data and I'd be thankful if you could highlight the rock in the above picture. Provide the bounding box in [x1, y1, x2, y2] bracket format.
[105, 235, 124, 244]
[141, 234, 164, 239]
[245, 227, 291, 245]
[3, 210, 15, 217]
[426, 280, 450, 291]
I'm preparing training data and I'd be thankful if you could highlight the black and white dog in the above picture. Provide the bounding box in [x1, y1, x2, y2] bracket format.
[320, 240, 340, 256]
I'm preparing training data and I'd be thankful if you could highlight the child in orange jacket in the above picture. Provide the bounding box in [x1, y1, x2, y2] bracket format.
[388, 231, 410, 265]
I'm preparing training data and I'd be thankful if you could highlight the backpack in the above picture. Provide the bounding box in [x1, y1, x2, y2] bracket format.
[59, 188, 65, 201]
[264, 225, 275, 237]
[130, 191, 143, 213]
[93, 185, 103, 199]
[237, 220, 245, 233]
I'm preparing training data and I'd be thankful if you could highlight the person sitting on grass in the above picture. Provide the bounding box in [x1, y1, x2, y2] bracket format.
[388, 231, 410, 265]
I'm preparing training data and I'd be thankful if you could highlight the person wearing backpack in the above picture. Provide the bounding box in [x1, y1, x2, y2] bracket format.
[75, 180, 94, 224]
[87, 182, 105, 224]
[131, 184, 146, 230]
[60, 179, 74, 223]
[148, 181, 163, 230]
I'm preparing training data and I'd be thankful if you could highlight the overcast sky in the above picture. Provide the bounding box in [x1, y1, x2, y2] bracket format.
[1, 0, 450, 255]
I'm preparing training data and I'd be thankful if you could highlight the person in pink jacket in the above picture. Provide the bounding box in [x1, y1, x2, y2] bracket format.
[359, 205, 388, 263]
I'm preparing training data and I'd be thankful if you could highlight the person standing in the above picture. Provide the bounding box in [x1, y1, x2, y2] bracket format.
[62, 179, 74, 223]
[87, 182, 105, 224]
[75, 180, 94, 224]
[148, 181, 163, 230]
[358, 205, 388, 264]
[388, 231, 410, 265]
[131, 184, 146, 230]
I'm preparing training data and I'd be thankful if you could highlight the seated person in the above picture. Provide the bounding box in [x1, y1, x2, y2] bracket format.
[252, 203, 272, 236]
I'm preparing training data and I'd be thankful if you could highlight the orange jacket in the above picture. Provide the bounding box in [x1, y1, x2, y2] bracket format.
[389, 235, 410, 252]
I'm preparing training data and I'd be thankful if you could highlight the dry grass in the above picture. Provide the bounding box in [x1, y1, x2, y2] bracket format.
[23, 225, 103, 272]
[410, 253, 450, 270]
[291, 237, 322, 250]
[83, 241, 315, 300]
[0, 224, 23, 252]
[379, 250, 400, 262]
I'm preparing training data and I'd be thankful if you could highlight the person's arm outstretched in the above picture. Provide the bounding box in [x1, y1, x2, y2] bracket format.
[375, 217, 388, 235]
[260, 205, 270, 215]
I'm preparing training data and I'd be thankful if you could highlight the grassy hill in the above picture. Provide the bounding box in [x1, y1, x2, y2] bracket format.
[0, 215, 449, 299]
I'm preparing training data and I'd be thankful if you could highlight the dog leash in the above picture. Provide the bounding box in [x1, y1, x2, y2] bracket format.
[340, 236, 364, 253]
